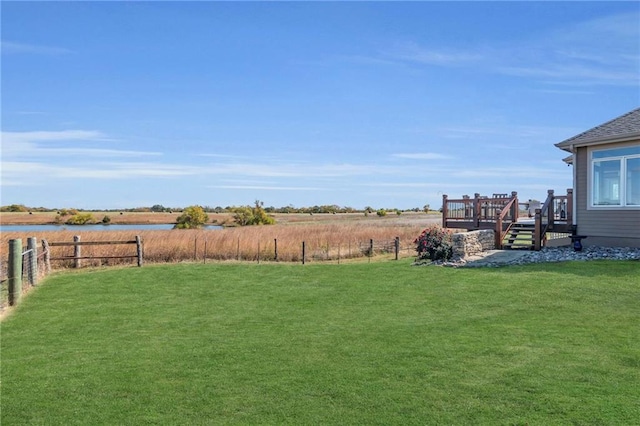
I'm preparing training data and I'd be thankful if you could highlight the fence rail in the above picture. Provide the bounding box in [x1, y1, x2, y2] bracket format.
[2, 234, 417, 311]
[2, 236, 143, 311]
[43, 236, 143, 269]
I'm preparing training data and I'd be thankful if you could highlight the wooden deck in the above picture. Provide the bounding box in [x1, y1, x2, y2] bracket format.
[442, 190, 574, 250]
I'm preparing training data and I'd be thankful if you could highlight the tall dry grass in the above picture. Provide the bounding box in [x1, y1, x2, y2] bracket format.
[0, 220, 437, 271]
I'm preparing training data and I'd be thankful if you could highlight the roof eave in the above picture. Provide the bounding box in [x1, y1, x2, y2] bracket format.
[555, 131, 640, 152]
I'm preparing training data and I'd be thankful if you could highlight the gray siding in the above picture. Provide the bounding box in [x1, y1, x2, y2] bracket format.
[575, 141, 640, 248]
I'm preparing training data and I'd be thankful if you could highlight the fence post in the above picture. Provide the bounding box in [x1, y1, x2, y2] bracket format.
[274, 238, 278, 262]
[8, 239, 23, 306]
[194, 237, 198, 261]
[257, 241, 260, 264]
[27, 237, 38, 286]
[136, 236, 143, 267]
[204, 239, 207, 264]
[302, 241, 306, 265]
[73, 236, 81, 268]
[42, 239, 51, 274]
[395, 237, 400, 260]
[369, 239, 373, 263]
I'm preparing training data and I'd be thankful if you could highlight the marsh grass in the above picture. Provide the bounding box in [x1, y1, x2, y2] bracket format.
[1, 261, 639, 424]
[1, 219, 430, 268]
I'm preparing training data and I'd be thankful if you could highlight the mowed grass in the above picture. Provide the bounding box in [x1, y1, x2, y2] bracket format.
[2, 261, 639, 425]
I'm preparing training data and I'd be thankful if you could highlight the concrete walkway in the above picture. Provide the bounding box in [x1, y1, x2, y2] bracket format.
[461, 249, 533, 267]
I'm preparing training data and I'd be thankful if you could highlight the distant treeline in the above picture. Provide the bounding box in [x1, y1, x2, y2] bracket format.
[1, 203, 432, 214]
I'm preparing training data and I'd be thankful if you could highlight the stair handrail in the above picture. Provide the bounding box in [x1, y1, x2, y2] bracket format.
[495, 192, 518, 249]
[534, 190, 555, 250]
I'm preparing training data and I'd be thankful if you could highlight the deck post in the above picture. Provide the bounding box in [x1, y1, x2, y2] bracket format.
[473, 193, 481, 228]
[566, 188, 573, 224]
[495, 209, 503, 249]
[547, 189, 555, 228]
[442, 194, 448, 228]
[534, 208, 542, 251]
[510, 191, 518, 221]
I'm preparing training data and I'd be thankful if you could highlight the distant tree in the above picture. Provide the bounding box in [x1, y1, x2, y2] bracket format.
[232, 200, 275, 226]
[57, 208, 78, 218]
[252, 200, 275, 225]
[1, 204, 29, 212]
[423, 204, 431, 213]
[150, 204, 166, 212]
[174, 205, 209, 229]
[232, 206, 254, 226]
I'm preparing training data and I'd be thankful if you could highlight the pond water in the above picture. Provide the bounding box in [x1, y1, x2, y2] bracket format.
[0, 224, 223, 232]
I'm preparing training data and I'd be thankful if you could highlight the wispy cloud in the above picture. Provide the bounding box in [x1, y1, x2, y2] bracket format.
[203, 162, 388, 178]
[3, 130, 110, 143]
[2, 130, 160, 158]
[209, 185, 328, 191]
[383, 11, 639, 87]
[392, 153, 452, 160]
[1, 161, 202, 182]
[385, 41, 482, 66]
[1, 41, 72, 55]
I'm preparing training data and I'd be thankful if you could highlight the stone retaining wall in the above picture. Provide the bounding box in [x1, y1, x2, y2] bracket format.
[451, 230, 495, 259]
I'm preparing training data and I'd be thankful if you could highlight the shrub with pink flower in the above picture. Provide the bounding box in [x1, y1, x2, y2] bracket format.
[415, 225, 453, 261]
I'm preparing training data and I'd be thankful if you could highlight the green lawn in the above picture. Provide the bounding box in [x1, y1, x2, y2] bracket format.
[2, 261, 639, 425]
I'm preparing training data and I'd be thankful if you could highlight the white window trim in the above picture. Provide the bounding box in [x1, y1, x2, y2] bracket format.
[588, 145, 640, 210]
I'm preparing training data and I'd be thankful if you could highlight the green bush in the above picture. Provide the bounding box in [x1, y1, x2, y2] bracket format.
[415, 225, 453, 261]
[174, 205, 209, 229]
[232, 201, 275, 226]
[376, 209, 387, 217]
[66, 213, 96, 225]
[102, 215, 111, 224]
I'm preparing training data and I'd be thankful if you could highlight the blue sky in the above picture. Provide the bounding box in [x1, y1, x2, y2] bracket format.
[2, 1, 639, 210]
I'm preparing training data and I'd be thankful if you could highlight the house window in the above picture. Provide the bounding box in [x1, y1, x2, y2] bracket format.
[591, 146, 640, 207]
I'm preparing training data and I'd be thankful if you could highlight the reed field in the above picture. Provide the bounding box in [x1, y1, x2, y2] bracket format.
[0, 212, 442, 268]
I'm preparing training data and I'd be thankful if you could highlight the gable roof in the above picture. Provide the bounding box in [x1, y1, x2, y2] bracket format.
[555, 107, 640, 152]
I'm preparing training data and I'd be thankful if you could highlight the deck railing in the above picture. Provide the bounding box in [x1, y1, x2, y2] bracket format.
[533, 189, 573, 250]
[442, 192, 518, 230]
[443, 189, 574, 250]
[494, 196, 520, 249]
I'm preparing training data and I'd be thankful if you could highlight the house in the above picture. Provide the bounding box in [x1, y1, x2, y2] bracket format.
[555, 108, 640, 248]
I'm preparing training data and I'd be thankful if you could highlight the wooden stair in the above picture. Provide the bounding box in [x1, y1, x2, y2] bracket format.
[502, 223, 536, 250]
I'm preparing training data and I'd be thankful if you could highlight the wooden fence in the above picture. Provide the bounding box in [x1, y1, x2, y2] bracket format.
[42, 235, 143, 271]
[2, 236, 143, 308]
[2, 235, 413, 310]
